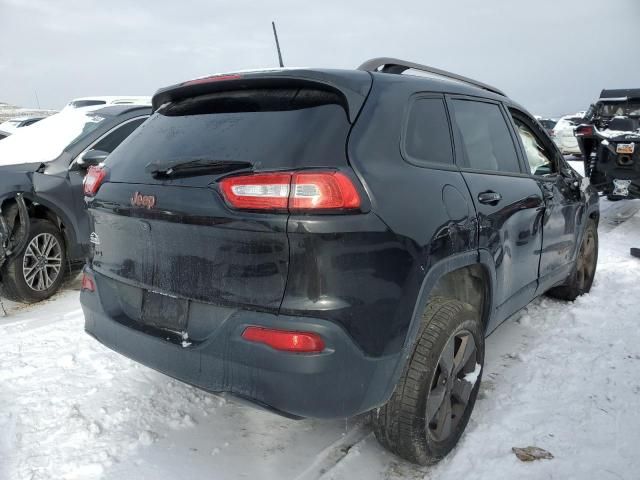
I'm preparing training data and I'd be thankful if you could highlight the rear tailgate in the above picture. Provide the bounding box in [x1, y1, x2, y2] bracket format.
[88, 71, 372, 312]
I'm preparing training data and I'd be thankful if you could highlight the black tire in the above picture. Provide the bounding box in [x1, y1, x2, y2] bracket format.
[0, 219, 67, 303]
[371, 297, 484, 465]
[547, 218, 598, 301]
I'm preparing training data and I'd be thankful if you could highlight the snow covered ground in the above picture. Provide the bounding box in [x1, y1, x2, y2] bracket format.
[1, 197, 639, 480]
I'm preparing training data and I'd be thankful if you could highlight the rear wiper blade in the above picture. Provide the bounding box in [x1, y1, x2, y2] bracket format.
[146, 158, 252, 178]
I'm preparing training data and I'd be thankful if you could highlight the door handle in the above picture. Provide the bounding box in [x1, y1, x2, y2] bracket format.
[478, 191, 502, 205]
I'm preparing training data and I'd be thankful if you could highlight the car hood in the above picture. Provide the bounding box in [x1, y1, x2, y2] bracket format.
[0, 162, 43, 174]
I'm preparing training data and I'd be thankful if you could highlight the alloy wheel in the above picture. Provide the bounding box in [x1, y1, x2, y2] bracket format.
[576, 229, 596, 291]
[22, 233, 63, 291]
[426, 330, 478, 442]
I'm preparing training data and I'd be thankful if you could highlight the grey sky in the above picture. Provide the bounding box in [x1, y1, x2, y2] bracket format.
[1, 0, 639, 116]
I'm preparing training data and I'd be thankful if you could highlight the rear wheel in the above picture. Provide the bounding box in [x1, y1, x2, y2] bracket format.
[0, 219, 67, 303]
[547, 218, 598, 301]
[371, 298, 484, 465]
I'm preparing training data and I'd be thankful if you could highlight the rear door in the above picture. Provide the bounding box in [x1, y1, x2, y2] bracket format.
[507, 108, 584, 289]
[90, 87, 357, 311]
[447, 97, 544, 324]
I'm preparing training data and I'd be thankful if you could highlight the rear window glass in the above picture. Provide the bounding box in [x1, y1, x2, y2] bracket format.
[403, 98, 453, 166]
[105, 88, 351, 179]
[70, 100, 107, 108]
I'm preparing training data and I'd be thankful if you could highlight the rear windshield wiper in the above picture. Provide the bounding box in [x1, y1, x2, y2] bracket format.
[146, 158, 252, 178]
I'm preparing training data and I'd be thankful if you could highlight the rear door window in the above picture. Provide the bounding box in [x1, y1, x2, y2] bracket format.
[449, 99, 522, 174]
[91, 117, 147, 154]
[403, 97, 454, 166]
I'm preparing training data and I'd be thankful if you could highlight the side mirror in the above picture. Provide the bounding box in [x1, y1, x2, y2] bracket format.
[77, 149, 109, 168]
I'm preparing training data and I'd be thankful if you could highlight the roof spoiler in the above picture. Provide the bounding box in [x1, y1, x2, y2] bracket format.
[358, 57, 506, 97]
[599, 88, 640, 101]
[151, 70, 372, 122]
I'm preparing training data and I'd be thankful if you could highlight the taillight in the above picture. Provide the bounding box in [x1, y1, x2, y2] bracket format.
[575, 125, 594, 137]
[81, 273, 95, 292]
[290, 172, 361, 210]
[219, 171, 361, 212]
[241, 326, 325, 353]
[83, 166, 107, 197]
[219, 173, 291, 210]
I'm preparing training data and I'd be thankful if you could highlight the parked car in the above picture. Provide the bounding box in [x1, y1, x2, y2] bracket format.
[535, 116, 557, 136]
[552, 113, 584, 155]
[62, 96, 151, 111]
[0, 105, 150, 303]
[0, 115, 47, 138]
[80, 58, 599, 465]
[576, 88, 640, 199]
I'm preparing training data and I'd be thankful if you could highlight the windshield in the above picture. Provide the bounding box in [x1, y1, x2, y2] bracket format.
[0, 110, 107, 167]
[599, 102, 640, 117]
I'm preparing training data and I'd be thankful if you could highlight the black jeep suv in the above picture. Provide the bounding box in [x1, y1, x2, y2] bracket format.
[0, 105, 150, 303]
[81, 59, 599, 465]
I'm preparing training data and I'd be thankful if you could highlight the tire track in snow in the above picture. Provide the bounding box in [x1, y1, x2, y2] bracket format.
[293, 420, 371, 480]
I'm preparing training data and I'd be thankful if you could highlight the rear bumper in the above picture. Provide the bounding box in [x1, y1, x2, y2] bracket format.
[81, 271, 400, 419]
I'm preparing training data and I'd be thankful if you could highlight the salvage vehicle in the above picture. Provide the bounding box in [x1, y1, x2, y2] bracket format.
[576, 88, 640, 199]
[62, 96, 151, 111]
[0, 105, 150, 303]
[81, 59, 599, 465]
[552, 113, 584, 155]
[0, 115, 47, 139]
[535, 116, 557, 136]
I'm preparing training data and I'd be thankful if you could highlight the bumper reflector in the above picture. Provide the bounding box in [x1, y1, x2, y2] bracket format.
[81, 273, 95, 292]
[241, 326, 325, 353]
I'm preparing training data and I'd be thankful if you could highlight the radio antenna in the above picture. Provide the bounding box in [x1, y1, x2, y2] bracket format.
[271, 21, 284, 68]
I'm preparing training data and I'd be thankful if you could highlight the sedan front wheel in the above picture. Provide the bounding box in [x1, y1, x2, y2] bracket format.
[0, 219, 67, 303]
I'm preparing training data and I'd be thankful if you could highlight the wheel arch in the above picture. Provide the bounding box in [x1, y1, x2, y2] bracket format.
[378, 250, 497, 405]
[0, 193, 78, 258]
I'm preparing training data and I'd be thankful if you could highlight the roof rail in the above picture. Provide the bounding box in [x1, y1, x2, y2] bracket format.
[357, 57, 506, 97]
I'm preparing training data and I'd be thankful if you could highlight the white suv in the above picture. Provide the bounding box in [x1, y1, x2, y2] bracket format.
[62, 96, 151, 111]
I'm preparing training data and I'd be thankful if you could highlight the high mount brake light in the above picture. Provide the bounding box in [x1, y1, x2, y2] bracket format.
[219, 171, 361, 212]
[182, 74, 243, 86]
[241, 326, 325, 353]
[83, 166, 107, 197]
